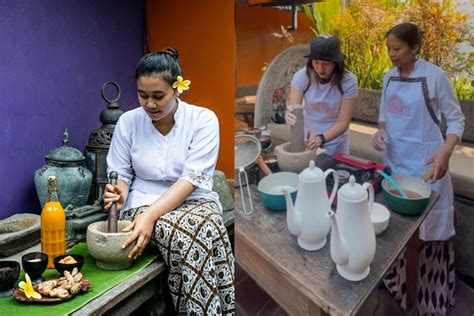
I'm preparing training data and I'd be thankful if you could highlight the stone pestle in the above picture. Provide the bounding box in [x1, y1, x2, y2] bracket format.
[290, 104, 305, 153]
[87, 171, 136, 270]
[107, 171, 119, 233]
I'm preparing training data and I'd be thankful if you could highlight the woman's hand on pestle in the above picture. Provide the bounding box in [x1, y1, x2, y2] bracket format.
[103, 184, 125, 212]
[284, 106, 297, 126]
[121, 211, 154, 259]
[306, 131, 322, 150]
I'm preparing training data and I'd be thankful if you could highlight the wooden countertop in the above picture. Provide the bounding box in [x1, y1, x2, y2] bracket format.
[235, 185, 438, 315]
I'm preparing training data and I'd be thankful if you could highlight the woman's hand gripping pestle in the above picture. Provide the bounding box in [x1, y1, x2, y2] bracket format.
[107, 171, 119, 233]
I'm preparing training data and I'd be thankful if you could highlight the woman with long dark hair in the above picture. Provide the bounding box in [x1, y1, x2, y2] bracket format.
[285, 35, 358, 155]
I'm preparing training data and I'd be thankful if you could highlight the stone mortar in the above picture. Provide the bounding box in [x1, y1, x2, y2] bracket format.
[86, 220, 136, 270]
[275, 142, 320, 173]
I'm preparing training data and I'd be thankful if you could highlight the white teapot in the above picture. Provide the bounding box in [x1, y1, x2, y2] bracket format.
[282, 160, 338, 251]
[327, 175, 375, 281]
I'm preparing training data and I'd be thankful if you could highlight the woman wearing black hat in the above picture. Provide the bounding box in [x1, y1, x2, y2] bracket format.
[285, 35, 358, 156]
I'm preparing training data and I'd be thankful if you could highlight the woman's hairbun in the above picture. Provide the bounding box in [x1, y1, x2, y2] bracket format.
[162, 47, 179, 60]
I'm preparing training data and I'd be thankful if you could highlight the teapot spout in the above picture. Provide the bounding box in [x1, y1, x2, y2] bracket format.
[327, 210, 348, 265]
[282, 188, 300, 235]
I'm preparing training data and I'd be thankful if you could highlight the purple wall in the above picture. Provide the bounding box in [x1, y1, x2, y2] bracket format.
[0, 1, 144, 219]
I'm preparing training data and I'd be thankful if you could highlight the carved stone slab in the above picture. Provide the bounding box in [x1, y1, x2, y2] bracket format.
[254, 44, 309, 128]
[0, 214, 40, 257]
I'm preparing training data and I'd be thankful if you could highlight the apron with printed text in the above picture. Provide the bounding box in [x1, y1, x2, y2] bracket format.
[303, 100, 349, 156]
[383, 76, 454, 241]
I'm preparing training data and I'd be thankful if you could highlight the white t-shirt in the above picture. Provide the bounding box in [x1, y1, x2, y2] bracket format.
[107, 99, 221, 214]
[291, 67, 358, 153]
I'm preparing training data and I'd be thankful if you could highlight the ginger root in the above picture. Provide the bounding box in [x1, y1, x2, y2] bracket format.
[33, 269, 90, 299]
[37, 280, 58, 295]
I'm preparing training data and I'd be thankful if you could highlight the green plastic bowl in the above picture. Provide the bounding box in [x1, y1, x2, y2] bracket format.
[382, 175, 431, 216]
[257, 172, 298, 212]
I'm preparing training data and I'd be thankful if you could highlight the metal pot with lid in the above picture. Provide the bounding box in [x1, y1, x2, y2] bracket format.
[34, 129, 93, 209]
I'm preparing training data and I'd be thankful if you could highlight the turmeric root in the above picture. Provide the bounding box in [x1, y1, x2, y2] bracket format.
[73, 272, 83, 283]
[49, 287, 69, 299]
[64, 270, 75, 284]
[69, 282, 82, 295]
[37, 280, 58, 295]
[34, 270, 90, 299]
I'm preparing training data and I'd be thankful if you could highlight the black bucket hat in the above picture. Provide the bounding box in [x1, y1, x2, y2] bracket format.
[305, 35, 345, 62]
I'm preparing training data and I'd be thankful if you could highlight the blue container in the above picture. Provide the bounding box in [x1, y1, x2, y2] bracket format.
[257, 172, 299, 212]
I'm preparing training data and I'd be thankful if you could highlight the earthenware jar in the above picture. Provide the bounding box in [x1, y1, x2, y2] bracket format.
[34, 129, 92, 209]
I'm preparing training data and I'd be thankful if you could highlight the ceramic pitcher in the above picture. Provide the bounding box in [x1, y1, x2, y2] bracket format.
[282, 160, 338, 251]
[327, 175, 375, 281]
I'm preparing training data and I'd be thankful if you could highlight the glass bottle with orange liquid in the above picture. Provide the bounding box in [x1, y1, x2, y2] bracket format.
[41, 175, 66, 268]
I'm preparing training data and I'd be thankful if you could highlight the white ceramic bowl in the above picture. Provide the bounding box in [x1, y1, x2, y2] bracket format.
[371, 203, 390, 235]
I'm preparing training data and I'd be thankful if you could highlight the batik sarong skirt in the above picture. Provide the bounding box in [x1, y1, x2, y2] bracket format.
[121, 198, 235, 315]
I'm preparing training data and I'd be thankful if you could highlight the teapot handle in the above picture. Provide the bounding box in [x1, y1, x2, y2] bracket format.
[362, 182, 374, 214]
[324, 168, 339, 206]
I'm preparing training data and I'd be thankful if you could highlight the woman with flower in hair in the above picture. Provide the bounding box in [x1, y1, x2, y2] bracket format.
[103, 48, 234, 315]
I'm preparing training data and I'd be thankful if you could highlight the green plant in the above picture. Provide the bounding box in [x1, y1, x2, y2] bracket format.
[302, 0, 341, 35]
[303, 0, 400, 89]
[404, 1, 470, 74]
[404, 0, 473, 100]
[451, 71, 474, 100]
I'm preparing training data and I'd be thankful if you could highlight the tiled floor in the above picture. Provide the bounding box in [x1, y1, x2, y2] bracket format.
[236, 263, 474, 316]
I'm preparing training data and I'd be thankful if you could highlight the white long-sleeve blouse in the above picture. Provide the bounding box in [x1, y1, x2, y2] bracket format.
[107, 99, 221, 214]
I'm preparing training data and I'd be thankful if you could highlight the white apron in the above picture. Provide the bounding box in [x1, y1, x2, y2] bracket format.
[383, 76, 454, 241]
[303, 102, 349, 156]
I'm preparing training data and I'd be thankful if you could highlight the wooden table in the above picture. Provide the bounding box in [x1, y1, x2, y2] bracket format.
[5, 209, 235, 315]
[235, 186, 439, 315]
